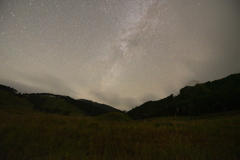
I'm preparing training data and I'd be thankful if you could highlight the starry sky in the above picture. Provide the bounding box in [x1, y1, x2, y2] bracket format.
[0, 0, 240, 110]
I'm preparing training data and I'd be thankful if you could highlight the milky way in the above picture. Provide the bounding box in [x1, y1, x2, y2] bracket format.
[1, 0, 240, 110]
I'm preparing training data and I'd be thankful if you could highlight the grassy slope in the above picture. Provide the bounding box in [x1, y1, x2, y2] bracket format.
[0, 89, 87, 117]
[0, 109, 239, 160]
[0, 90, 33, 113]
[36, 96, 88, 117]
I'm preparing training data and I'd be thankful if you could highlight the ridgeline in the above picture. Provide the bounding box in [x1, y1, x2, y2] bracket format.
[127, 73, 240, 119]
[0, 73, 239, 119]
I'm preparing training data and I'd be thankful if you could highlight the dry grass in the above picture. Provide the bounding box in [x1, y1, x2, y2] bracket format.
[0, 109, 239, 160]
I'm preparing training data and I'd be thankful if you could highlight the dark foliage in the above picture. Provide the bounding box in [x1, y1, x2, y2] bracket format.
[0, 84, 18, 94]
[128, 73, 240, 119]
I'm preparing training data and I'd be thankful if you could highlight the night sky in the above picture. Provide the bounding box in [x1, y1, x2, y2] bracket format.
[1, 0, 240, 110]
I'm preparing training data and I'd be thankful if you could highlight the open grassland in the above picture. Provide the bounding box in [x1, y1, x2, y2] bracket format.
[0, 110, 240, 160]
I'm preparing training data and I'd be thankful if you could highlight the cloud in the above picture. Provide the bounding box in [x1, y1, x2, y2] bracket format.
[90, 90, 161, 110]
[139, 94, 159, 103]
[0, 72, 77, 97]
[90, 91, 140, 110]
[0, 79, 46, 93]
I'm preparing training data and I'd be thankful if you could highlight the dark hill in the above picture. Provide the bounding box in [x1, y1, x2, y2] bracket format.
[63, 96, 119, 116]
[24, 93, 87, 116]
[0, 85, 32, 112]
[78, 99, 122, 113]
[127, 73, 240, 120]
[0, 84, 120, 116]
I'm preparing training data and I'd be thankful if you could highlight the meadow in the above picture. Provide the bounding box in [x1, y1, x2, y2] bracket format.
[0, 110, 239, 160]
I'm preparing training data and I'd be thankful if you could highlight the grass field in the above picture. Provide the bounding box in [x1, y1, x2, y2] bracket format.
[0, 110, 240, 160]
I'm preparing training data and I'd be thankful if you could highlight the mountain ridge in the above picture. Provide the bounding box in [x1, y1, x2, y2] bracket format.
[127, 73, 240, 119]
[1, 73, 239, 119]
[0, 85, 122, 116]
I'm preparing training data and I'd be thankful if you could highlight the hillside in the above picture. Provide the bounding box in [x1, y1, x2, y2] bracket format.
[78, 99, 122, 112]
[0, 88, 32, 113]
[24, 94, 88, 116]
[0, 85, 121, 116]
[1, 73, 239, 119]
[128, 73, 240, 119]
